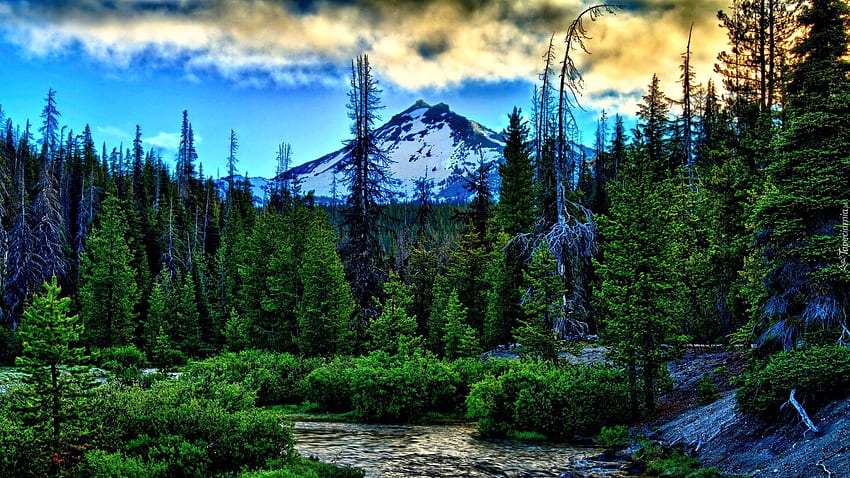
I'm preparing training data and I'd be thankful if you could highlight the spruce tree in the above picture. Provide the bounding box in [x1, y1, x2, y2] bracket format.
[516, 240, 566, 362]
[487, 109, 535, 349]
[495, 108, 536, 235]
[369, 271, 420, 355]
[443, 289, 480, 360]
[595, 155, 687, 416]
[338, 55, 393, 327]
[78, 195, 139, 348]
[753, 0, 850, 349]
[296, 211, 356, 357]
[14, 277, 92, 475]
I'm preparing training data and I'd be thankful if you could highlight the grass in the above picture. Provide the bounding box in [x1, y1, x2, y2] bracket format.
[506, 430, 549, 442]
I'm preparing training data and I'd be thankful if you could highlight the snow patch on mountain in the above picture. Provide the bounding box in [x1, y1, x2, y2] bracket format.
[221, 100, 594, 205]
[286, 100, 505, 202]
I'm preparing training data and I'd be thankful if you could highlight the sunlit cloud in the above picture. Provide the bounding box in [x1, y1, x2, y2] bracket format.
[0, 0, 732, 113]
[144, 131, 181, 152]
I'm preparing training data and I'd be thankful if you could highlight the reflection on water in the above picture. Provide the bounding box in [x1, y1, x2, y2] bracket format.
[293, 421, 623, 477]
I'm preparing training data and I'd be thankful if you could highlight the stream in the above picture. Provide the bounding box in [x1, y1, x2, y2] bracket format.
[292, 421, 627, 477]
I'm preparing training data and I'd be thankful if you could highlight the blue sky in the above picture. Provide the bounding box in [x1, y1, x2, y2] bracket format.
[0, 0, 729, 178]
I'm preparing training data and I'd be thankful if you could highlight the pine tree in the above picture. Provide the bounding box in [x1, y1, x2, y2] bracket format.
[595, 155, 687, 416]
[753, 0, 850, 349]
[296, 211, 356, 356]
[637, 74, 673, 178]
[495, 108, 536, 235]
[369, 271, 420, 355]
[143, 273, 171, 359]
[442, 289, 480, 360]
[14, 277, 92, 475]
[446, 232, 491, 336]
[32, 90, 69, 287]
[716, 0, 798, 114]
[78, 195, 139, 348]
[483, 233, 521, 349]
[175, 110, 197, 206]
[172, 270, 202, 357]
[338, 55, 393, 326]
[4, 136, 36, 330]
[516, 240, 567, 362]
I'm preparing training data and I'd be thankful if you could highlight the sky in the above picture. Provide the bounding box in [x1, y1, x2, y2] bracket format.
[0, 0, 731, 178]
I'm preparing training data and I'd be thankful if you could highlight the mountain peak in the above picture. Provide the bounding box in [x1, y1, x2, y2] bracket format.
[287, 100, 506, 202]
[399, 99, 453, 116]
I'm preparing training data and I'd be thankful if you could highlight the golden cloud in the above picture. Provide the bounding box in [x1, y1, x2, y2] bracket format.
[0, 0, 733, 111]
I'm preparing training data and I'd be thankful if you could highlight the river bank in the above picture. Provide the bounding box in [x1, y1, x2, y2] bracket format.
[641, 349, 850, 477]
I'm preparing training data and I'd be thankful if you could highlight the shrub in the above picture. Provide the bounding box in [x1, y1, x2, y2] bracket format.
[184, 350, 322, 405]
[595, 425, 629, 450]
[99, 345, 148, 384]
[466, 361, 631, 440]
[238, 456, 364, 478]
[99, 345, 147, 369]
[92, 378, 294, 477]
[698, 372, 720, 405]
[302, 358, 357, 413]
[303, 352, 465, 422]
[736, 345, 850, 416]
[348, 352, 459, 422]
[75, 450, 168, 478]
[0, 412, 38, 477]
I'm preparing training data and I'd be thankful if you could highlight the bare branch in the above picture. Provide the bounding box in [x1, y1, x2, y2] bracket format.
[782, 388, 820, 435]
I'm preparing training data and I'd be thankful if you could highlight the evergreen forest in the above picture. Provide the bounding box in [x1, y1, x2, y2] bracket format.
[0, 0, 849, 476]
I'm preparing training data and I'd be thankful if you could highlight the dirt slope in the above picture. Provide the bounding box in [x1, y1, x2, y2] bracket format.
[646, 350, 850, 477]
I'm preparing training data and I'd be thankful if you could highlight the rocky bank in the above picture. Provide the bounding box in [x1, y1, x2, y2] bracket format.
[645, 349, 850, 477]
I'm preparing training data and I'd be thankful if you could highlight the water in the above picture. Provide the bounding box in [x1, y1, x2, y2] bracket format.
[293, 421, 626, 477]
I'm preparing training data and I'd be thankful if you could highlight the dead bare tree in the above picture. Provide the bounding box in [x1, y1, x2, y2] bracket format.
[517, 4, 621, 338]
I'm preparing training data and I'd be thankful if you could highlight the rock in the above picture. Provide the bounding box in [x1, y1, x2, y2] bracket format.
[621, 460, 646, 474]
[571, 434, 596, 446]
[588, 450, 616, 461]
[615, 443, 642, 460]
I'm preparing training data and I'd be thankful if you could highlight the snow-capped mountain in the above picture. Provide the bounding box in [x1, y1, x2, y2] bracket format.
[222, 100, 593, 204]
[286, 100, 505, 202]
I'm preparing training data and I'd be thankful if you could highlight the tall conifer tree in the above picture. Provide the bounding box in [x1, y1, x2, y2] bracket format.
[78, 195, 138, 348]
[338, 55, 393, 328]
[753, 0, 850, 349]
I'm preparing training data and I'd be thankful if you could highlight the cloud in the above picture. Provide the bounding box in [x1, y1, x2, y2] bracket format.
[0, 0, 732, 112]
[144, 131, 181, 152]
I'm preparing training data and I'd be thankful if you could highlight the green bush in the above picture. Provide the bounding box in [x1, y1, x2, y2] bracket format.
[303, 352, 468, 422]
[91, 378, 293, 477]
[98, 345, 148, 384]
[75, 450, 169, 478]
[0, 411, 38, 477]
[99, 345, 147, 369]
[736, 345, 850, 416]
[698, 372, 720, 405]
[349, 353, 459, 421]
[643, 448, 723, 478]
[239, 456, 364, 478]
[466, 361, 631, 440]
[595, 425, 629, 450]
[302, 358, 357, 413]
[184, 350, 321, 405]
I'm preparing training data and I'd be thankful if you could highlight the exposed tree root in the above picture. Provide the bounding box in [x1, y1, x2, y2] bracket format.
[783, 389, 819, 435]
[816, 443, 850, 477]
